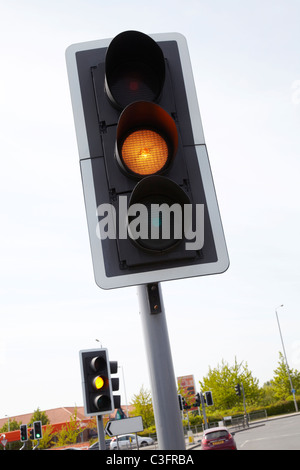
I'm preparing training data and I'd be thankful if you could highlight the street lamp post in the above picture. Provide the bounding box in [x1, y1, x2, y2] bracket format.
[275, 305, 298, 412]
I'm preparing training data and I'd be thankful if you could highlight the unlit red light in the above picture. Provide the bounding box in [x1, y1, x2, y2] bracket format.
[129, 80, 139, 91]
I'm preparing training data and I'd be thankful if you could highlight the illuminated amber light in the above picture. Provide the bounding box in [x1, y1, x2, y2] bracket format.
[94, 376, 105, 390]
[122, 129, 168, 175]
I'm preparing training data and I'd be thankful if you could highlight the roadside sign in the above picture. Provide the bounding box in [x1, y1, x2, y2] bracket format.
[177, 375, 196, 397]
[105, 416, 143, 437]
[1, 438, 7, 448]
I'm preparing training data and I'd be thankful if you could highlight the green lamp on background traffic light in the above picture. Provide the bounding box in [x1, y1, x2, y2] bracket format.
[20, 424, 28, 442]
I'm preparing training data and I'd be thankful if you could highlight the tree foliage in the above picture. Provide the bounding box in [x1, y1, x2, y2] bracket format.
[0, 418, 21, 433]
[0, 419, 22, 450]
[199, 357, 261, 410]
[271, 352, 300, 401]
[54, 408, 85, 447]
[130, 385, 155, 429]
[29, 407, 50, 426]
[37, 425, 56, 449]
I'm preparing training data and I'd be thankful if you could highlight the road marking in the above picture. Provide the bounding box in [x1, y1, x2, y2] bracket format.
[240, 432, 300, 448]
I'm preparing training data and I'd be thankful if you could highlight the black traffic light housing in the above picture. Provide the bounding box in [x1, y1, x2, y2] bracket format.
[66, 31, 229, 289]
[20, 424, 28, 442]
[205, 391, 214, 406]
[79, 348, 120, 416]
[235, 384, 242, 396]
[178, 394, 183, 411]
[33, 421, 42, 440]
[194, 392, 200, 407]
[182, 397, 191, 410]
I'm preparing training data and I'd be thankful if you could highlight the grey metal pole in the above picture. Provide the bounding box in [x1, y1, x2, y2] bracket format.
[200, 393, 208, 429]
[241, 383, 249, 427]
[275, 306, 298, 412]
[97, 415, 107, 450]
[32, 439, 40, 450]
[137, 282, 186, 450]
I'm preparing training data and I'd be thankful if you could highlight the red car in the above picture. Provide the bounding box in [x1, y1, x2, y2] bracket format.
[201, 426, 237, 450]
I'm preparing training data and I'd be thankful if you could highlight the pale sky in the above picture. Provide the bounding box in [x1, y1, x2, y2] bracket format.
[0, 0, 300, 419]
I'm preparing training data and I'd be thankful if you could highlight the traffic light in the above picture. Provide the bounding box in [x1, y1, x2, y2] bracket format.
[79, 348, 120, 416]
[205, 391, 214, 406]
[182, 397, 190, 410]
[194, 392, 200, 407]
[178, 394, 183, 411]
[194, 393, 200, 407]
[235, 384, 241, 396]
[20, 424, 28, 442]
[66, 30, 229, 289]
[33, 421, 42, 440]
[109, 358, 121, 409]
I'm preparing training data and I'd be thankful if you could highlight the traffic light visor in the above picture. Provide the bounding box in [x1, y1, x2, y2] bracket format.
[94, 394, 111, 410]
[105, 30, 165, 109]
[90, 356, 106, 372]
[116, 101, 178, 177]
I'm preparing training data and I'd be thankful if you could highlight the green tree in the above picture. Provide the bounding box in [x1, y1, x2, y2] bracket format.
[271, 352, 300, 401]
[29, 407, 50, 426]
[130, 385, 155, 429]
[54, 408, 86, 448]
[199, 358, 261, 410]
[0, 418, 21, 433]
[260, 381, 277, 405]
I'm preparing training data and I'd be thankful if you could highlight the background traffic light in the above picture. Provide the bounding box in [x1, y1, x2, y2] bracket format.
[109, 359, 121, 409]
[178, 394, 183, 411]
[194, 393, 200, 407]
[66, 30, 229, 289]
[20, 424, 28, 442]
[205, 391, 214, 406]
[33, 421, 42, 440]
[235, 384, 241, 396]
[79, 348, 120, 416]
[182, 397, 191, 410]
